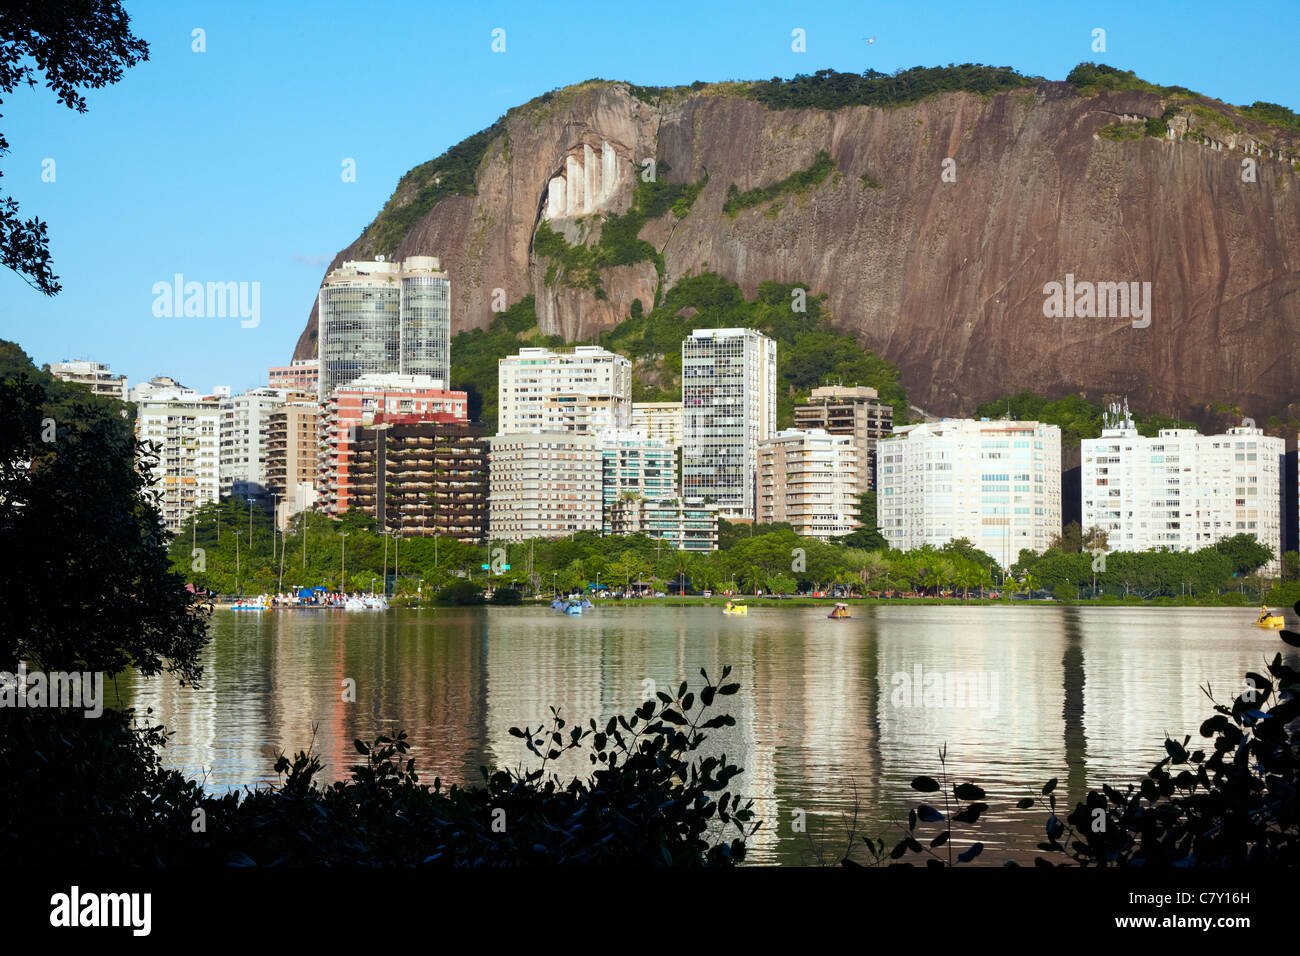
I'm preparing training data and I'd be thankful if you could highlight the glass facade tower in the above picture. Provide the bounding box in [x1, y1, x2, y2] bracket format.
[317, 257, 450, 399]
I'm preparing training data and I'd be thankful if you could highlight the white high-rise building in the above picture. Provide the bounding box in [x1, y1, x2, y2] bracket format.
[1081, 404, 1283, 572]
[317, 256, 451, 399]
[134, 385, 221, 531]
[877, 419, 1063, 566]
[219, 387, 287, 504]
[497, 345, 632, 435]
[49, 360, 127, 400]
[488, 432, 604, 540]
[681, 328, 777, 519]
[758, 428, 861, 540]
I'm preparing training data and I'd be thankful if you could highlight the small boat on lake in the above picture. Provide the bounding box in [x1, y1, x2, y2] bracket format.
[564, 601, 583, 616]
[723, 601, 748, 616]
[1253, 608, 1284, 632]
[828, 603, 851, 619]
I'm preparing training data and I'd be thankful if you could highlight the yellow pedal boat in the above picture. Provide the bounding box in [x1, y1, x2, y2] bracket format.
[723, 603, 748, 615]
[1254, 615, 1285, 629]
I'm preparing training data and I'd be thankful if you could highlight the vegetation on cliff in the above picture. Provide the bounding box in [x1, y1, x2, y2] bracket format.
[446, 274, 908, 434]
[1069, 62, 1300, 142]
[600, 272, 909, 425]
[448, 294, 554, 428]
[533, 163, 708, 297]
[745, 64, 1036, 111]
[358, 62, 1300, 268]
[1065, 62, 1198, 98]
[361, 118, 508, 257]
[723, 150, 837, 217]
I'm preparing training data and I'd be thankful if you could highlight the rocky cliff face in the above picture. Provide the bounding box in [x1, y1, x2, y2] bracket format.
[294, 77, 1300, 427]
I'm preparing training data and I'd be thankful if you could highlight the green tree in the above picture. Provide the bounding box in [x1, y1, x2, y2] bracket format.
[1214, 533, 1273, 577]
[0, 341, 207, 683]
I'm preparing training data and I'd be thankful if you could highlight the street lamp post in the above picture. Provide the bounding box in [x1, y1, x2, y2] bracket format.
[339, 531, 349, 592]
[233, 530, 242, 596]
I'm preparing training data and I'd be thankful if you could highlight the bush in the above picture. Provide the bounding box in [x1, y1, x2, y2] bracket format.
[434, 580, 486, 605]
[488, 586, 523, 605]
[1267, 581, 1300, 608]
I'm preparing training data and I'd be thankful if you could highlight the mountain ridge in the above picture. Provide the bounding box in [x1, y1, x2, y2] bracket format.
[294, 64, 1300, 431]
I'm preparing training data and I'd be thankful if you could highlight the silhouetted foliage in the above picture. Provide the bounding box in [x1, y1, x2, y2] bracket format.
[1, 0, 149, 294]
[0, 341, 208, 681]
[2, 671, 756, 865]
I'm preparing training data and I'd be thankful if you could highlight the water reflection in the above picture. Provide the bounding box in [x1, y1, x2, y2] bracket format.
[113, 605, 1287, 864]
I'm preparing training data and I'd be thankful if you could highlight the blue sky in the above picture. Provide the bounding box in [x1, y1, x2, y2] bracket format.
[1, 0, 1296, 393]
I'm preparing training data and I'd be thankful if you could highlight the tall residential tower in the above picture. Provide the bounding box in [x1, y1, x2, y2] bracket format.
[681, 328, 777, 519]
[317, 256, 451, 399]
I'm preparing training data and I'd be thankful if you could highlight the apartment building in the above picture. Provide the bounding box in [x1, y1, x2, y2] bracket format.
[268, 358, 320, 394]
[317, 256, 451, 398]
[877, 418, 1063, 567]
[48, 360, 128, 400]
[792, 385, 893, 491]
[134, 385, 221, 530]
[219, 387, 286, 504]
[758, 428, 861, 540]
[350, 417, 488, 543]
[488, 432, 604, 540]
[497, 345, 632, 434]
[267, 398, 319, 530]
[599, 429, 677, 532]
[681, 328, 777, 519]
[607, 496, 721, 552]
[319, 374, 468, 516]
[1081, 404, 1283, 572]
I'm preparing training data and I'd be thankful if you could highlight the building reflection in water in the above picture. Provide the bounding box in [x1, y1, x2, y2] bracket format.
[112, 605, 1286, 864]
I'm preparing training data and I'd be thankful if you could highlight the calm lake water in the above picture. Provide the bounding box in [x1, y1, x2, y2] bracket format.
[112, 604, 1295, 865]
